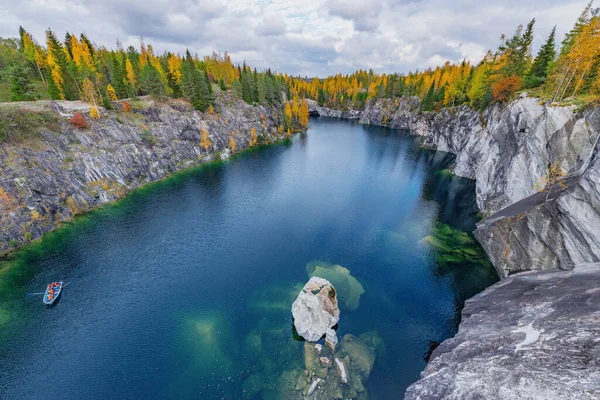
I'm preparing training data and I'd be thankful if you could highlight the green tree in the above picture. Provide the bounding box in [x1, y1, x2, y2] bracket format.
[46, 28, 77, 100]
[526, 26, 556, 88]
[9, 63, 34, 101]
[139, 63, 166, 96]
[421, 82, 436, 111]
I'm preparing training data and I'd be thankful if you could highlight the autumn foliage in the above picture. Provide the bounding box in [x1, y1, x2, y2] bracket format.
[89, 106, 100, 120]
[69, 112, 89, 129]
[492, 76, 523, 102]
[122, 101, 132, 113]
[199, 127, 212, 151]
[228, 132, 237, 153]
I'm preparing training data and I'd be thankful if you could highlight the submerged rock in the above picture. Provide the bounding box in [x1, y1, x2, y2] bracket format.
[307, 261, 365, 310]
[307, 378, 321, 396]
[325, 328, 338, 351]
[292, 277, 340, 342]
[334, 358, 348, 384]
[339, 334, 375, 378]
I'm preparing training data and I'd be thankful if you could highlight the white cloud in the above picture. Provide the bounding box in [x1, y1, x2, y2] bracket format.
[0, 0, 587, 77]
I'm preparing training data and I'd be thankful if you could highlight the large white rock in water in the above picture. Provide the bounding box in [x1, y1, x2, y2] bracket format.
[292, 277, 340, 341]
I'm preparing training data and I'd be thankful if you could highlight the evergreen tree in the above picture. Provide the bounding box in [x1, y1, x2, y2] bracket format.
[46, 29, 77, 100]
[111, 53, 127, 98]
[9, 63, 34, 101]
[421, 82, 436, 111]
[64, 32, 73, 59]
[526, 26, 556, 88]
[139, 63, 165, 96]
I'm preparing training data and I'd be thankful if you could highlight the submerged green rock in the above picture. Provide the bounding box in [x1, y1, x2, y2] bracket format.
[306, 261, 365, 310]
[422, 223, 491, 267]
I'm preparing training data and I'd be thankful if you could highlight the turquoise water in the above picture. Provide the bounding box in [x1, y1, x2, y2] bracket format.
[0, 118, 498, 398]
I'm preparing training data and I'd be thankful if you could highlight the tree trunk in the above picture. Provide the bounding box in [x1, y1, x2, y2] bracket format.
[559, 63, 579, 101]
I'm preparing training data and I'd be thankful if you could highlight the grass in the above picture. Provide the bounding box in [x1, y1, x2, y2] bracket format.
[0, 109, 61, 144]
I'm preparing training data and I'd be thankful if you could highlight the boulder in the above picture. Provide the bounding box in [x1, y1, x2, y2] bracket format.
[325, 328, 338, 351]
[292, 277, 340, 341]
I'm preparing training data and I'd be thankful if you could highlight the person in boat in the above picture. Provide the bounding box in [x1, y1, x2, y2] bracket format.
[47, 295, 54, 301]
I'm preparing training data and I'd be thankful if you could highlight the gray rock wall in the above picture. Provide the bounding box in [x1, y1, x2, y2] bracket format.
[0, 92, 285, 255]
[404, 263, 600, 399]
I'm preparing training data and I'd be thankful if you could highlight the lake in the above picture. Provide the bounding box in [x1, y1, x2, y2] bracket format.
[0, 117, 498, 399]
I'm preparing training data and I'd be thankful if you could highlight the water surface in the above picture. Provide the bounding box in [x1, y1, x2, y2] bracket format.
[0, 118, 498, 398]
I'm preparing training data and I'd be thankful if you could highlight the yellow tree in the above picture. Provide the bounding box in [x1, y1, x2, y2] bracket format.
[299, 98, 309, 128]
[229, 132, 237, 153]
[199, 127, 212, 151]
[168, 53, 182, 84]
[107, 84, 118, 101]
[70, 34, 95, 71]
[20, 28, 46, 84]
[90, 106, 100, 120]
[284, 101, 293, 130]
[81, 78, 99, 105]
[125, 58, 136, 95]
[250, 127, 258, 147]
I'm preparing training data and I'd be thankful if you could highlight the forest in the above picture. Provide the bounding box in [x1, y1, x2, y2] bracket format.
[287, 2, 600, 111]
[0, 1, 598, 118]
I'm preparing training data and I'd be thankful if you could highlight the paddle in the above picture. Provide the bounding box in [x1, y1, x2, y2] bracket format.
[27, 278, 77, 298]
[63, 277, 77, 287]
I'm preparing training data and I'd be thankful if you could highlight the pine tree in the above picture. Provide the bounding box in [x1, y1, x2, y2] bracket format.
[421, 82, 436, 111]
[9, 63, 34, 101]
[111, 54, 127, 98]
[139, 63, 166, 96]
[526, 26, 556, 88]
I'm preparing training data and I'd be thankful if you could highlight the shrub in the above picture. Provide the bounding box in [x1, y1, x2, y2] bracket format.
[122, 101, 132, 113]
[69, 113, 89, 129]
[140, 129, 157, 146]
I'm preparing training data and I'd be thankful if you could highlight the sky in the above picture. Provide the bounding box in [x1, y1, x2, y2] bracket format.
[0, 0, 588, 77]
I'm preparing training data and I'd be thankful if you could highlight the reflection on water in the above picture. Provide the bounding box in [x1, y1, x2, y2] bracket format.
[0, 118, 498, 399]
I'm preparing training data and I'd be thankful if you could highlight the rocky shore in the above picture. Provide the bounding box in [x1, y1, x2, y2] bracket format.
[0, 92, 286, 256]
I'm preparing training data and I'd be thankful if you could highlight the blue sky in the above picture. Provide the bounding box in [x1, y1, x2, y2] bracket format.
[0, 0, 587, 77]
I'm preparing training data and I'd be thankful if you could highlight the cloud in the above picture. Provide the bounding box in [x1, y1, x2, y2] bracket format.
[0, 0, 586, 77]
[256, 13, 287, 36]
[327, 0, 383, 31]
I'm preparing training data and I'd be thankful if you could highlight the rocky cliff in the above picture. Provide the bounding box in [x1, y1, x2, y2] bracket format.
[308, 97, 600, 399]
[404, 263, 600, 400]
[0, 92, 285, 255]
[309, 96, 600, 277]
